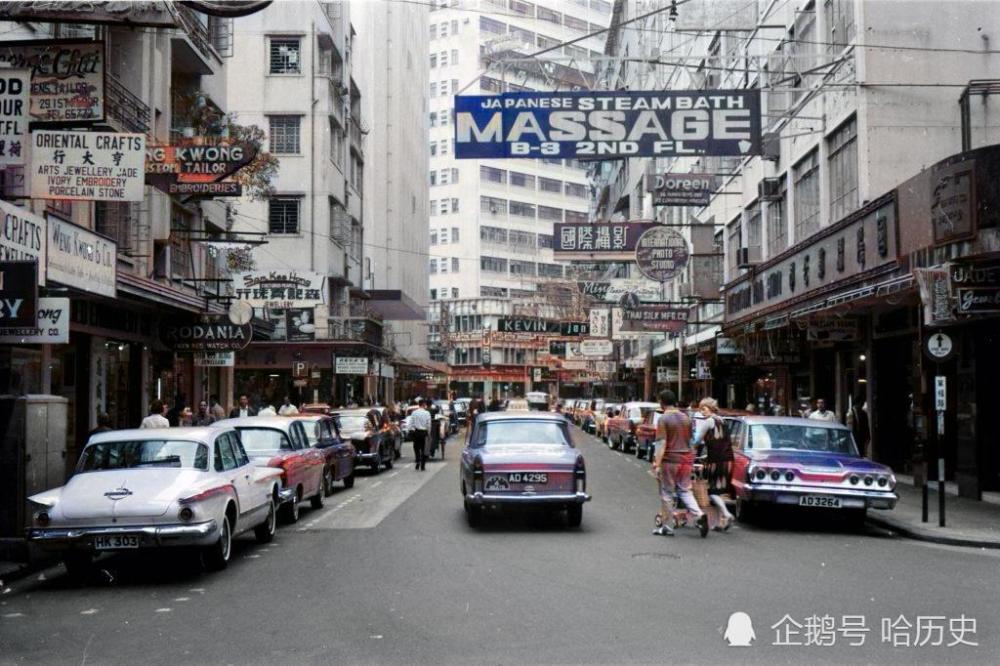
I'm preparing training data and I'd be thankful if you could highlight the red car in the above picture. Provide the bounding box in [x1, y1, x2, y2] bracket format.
[605, 401, 659, 453]
[215, 416, 326, 523]
[292, 415, 357, 494]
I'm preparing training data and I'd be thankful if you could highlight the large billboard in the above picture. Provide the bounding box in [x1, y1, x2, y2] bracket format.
[455, 90, 761, 159]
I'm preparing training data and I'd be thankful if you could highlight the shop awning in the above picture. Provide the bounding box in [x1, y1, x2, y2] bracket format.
[367, 290, 425, 321]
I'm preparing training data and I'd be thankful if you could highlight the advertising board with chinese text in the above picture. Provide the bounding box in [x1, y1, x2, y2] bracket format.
[30, 130, 145, 202]
[554, 221, 657, 261]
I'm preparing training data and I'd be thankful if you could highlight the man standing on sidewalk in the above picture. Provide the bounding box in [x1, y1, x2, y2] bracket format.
[808, 398, 838, 423]
[410, 399, 432, 471]
[652, 389, 708, 537]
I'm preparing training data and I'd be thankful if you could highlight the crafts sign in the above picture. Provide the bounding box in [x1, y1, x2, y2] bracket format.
[145, 140, 257, 196]
[30, 130, 145, 202]
[454, 90, 761, 159]
[160, 317, 252, 352]
[634, 227, 689, 282]
[0, 40, 104, 124]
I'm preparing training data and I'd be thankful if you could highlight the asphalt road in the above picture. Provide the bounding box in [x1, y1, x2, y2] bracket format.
[2, 426, 999, 665]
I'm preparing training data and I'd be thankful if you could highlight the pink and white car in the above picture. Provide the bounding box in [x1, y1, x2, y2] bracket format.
[28, 427, 283, 577]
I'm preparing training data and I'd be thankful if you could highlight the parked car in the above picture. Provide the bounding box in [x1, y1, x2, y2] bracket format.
[634, 408, 663, 461]
[335, 408, 395, 473]
[27, 427, 283, 576]
[299, 403, 333, 415]
[727, 416, 897, 526]
[371, 406, 403, 458]
[595, 403, 620, 442]
[292, 415, 356, 494]
[214, 416, 325, 524]
[605, 401, 659, 452]
[525, 391, 550, 411]
[460, 412, 590, 528]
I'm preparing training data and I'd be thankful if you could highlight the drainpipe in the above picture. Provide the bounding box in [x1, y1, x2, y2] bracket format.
[310, 20, 317, 272]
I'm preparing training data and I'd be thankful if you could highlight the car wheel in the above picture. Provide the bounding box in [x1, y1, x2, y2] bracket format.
[384, 448, 394, 470]
[635, 444, 643, 458]
[371, 455, 382, 474]
[202, 513, 232, 571]
[735, 496, 756, 524]
[647, 448, 655, 463]
[467, 504, 485, 528]
[566, 505, 583, 527]
[323, 468, 334, 497]
[254, 498, 277, 544]
[343, 473, 355, 489]
[63, 552, 94, 580]
[310, 481, 324, 510]
[279, 495, 300, 524]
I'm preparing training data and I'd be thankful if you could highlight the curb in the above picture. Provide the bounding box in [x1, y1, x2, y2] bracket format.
[0, 558, 60, 588]
[866, 514, 1000, 550]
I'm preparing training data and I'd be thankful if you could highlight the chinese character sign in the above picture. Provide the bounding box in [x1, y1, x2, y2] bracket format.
[635, 226, 690, 282]
[30, 130, 145, 202]
[234, 271, 327, 310]
[454, 90, 762, 159]
[554, 221, 658, 260]
[0, 69, 29, 167]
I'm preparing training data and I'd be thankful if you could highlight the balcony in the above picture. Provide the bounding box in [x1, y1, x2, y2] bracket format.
[172, 4, 218, 74]
[104, 74, 151, 135]
[349, 118, 365, 152]
[328, 317, 384, 348]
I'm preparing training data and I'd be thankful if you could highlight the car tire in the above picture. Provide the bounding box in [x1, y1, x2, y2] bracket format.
[310, 482, 324, 510]
[467, 505, 485, 528]
[254, 498, 277, 544]
[202, 513, 232, 571]
[735, 496, 756, 524]
[384, 448, 394, 470]
[371, 455, 382, 474]
[566, 505, 583, 527]
[63, 552, 94, 580]
[279, 495, 300, 524]
[343, 473, 355, 489]
[323, 468, 334, 497]
[635, 444, 643, 458]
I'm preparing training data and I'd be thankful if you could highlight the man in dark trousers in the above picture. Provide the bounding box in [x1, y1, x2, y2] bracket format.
[409, 399, 431, 471]
[228, 394, 257, 418]
[848, 392, 871, 458]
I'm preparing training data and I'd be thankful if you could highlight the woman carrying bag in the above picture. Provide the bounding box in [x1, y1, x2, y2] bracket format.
[693, 398, 736, 531]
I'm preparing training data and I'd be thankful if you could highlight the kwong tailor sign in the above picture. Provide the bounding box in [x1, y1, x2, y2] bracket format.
[1, 200, 46, 285]
[160, 317, 252, 352]
[619, 304, 689, 333]
[31, 131, 145, 202]
[47, 218, 116, 297]
[648, 173, 716, 207]
[146, 140, 256, 197]
[0, 296, 69, 344]
[0, 70, 29, 167]
[0, 40, 104, 124]
[454, 90, 761, 159]
[554, 221, 657, 261]
[496, 318, 589, 336]
[234, 271, 327, 309]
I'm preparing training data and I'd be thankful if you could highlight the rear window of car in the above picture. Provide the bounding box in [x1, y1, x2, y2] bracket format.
[749, 424, 857, 455]
[338, 415, 369, 432]
[472, 420, 571, 448]
[78, 440, 208, 471]
[235, 427, 292, 454]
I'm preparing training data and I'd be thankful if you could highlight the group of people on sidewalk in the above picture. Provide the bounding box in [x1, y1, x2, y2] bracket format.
[131, 394, 308, 431]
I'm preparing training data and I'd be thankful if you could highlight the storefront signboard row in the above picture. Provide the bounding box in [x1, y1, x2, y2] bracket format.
[0, 295, 69, 344]
[579, 280, 661, 302]
[159, 316, 253, 352]
[647, 172, 716, 207]
[554, 221, 657, 261]
[496, 318, 589, 336]
[949, 258, 1000, 315]
[234, 271, 327, 310]
[725, 200, 898, 322]
[145, 140, 256, 197]
[193, 352, 235, 367]
[619, 303, 689, 332]
[30, 130, 146, 202]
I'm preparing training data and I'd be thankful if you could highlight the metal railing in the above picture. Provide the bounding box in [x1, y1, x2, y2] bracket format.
[105, 74, 150, 134]
[328, 317, 384, 347]
[175, 4, 216, 62]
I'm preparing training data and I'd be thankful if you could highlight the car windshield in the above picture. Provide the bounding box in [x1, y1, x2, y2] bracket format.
[749, 424, 858, 455]
[78, 440, 208, 471]
[299, 421, 321, 446]
[235, 427, 291, 454]
[339, 415, 369, 432]
[473, 420, 570, 448]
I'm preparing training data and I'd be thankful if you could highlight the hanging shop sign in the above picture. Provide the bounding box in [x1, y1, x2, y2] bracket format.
[0, 2, 180, 27]
[619, 303, 689, 333]
[579, 279, 661, 303]
[949, 258, 1000, 316]
[0, 40, 104, 124]
[336, 357, 369, 375]
[180, 1, 274, 17]
[286, 307, 317, 342]
[46, 218, 116, 297]
[548, 340, 566, 357]
[588, 307, 610, 338]
[380, 363, 395, 379]
[635, 226, 690, 282]
[648, 172, 716, 207]
[930, 159, 976, 245]
[0, 260, 37, 327]
[915, 267, 955, 327]
[0, 296, 68, 344]
[30, 130, 145, 202]
[454, 90, 762, 159]
[579, 339, 613, 356]
[496, 318, 589, 336]
[656, 366, 679, 383]
[624, 357, 646, 369]
[145, 140, 256, 197]
[715, 336, 743, 355]
[1, 200, 45, 285]
[805, 318, 860, 343]
[0, 69, 29, 167]
[725, 200, 898, 322]
[234, 271, 327, 309]
[554, 221, 657, 260]
[160, 316, 253, 352]
[193, 351, 236, 367]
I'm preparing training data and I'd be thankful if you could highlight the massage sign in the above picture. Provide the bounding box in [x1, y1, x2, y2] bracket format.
[30, 130, 145, 202]
[145, 139, 258, 196]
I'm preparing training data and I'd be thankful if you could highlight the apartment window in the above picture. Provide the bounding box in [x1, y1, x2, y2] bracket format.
[509, 172, 535, 189]
[170, 207, 192, 278]
[481, 226, 508, 243]
[451, 79, 459, 94]
[591, 0, 612, 12]
[539, 177, 562, 193]
[510, 0, 534, 16]
[480, 165, 506, 183]
[268, 115, 300, 154]
[828, 116, 858, 223]
[440, 21, 448, 37]
[538, 205, 562, 222]
[510, 26, 535, 46]
[429, 199, 437, 216]
[439, 169, 448, 185]
[727, 218, 741, 275]
[440, 139, 449, 154]
[509, 201, 535, 218]
[481, 196, 507, 215]
[539, 263, 562, 278]
[440, 258, 448, 273]
[452, 287, 459, 298]
[793, 149, 821, 242]
[451, 198, 459, 213]
[430, 289, 437, 300]
[451, 168, 459, 183]
[429, 24, 437, 40]
[538, 233, 553, 248]
[825, 0, 856, 53]
[430, 229, 438, 244]
[451, 49, 459, 65]
[452, 257, 459, 272]
[269, 197, 300, 234]
[481, 286, 507, 297]
[480, 76, 503, 93]
[429, 82, 437, 97]
[269, 37, 301, 74]
[747, 202, 762, 258]
[481, 256, 508, 273]
[480, 16, 505, 34]
[440, 111, 450, 126]
[537, 35, 560, 51]
[510, 230, 535, 248]
[329, 117, 343, 164]
[439, 200, 449, 215]
[565, 182, 588, 198]
[429, 171, 437, 186]
[429, 141, 437, 156]
[451, 227, 460, 243]
[564, 15, 587, 32]
[510, 260, 536, 276]
[766, 175, 788, 257]
[439, 51, 447, 67]
[430, 259, 438, 274]
[565, 44, 588, 60]
[429, 111, 437, 127]
[430, 53, 437, 68]
[537, 7, 561, 24]
[565, 210, 588, 224]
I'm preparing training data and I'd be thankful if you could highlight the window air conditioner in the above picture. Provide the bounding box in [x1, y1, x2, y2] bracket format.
[758, 177, 782, 201]
[737, 247, 762, 268]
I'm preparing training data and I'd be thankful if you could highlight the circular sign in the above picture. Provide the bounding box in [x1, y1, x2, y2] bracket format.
[634, 226, 690, 282]
[229, 299, 254, 325]
[925, 332, 954, 361]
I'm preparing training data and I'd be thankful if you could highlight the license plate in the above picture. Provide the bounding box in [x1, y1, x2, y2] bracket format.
[508, 472, 548, 484]
[799, 495, 842, 508]
[94, 534, 140, 550]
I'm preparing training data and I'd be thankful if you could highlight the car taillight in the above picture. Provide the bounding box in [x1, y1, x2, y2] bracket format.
[472, 457, 484, 493]
[35, 511, 50, 527]
[179, 485, 233, 504]
[755, 468, 767, 481]
[574, 456, 586, 493]
[770, 470, 781, 482]
[178, 506, 194, 521]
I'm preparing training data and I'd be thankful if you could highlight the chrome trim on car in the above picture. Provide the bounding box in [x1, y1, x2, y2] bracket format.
[744, 483, 897, 508]
[465, 491, 591, 505]
[28, 520, 219, 548]
[277, 487, 297, 504]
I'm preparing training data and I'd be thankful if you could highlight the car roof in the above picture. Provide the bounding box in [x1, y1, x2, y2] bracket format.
[88, 427, 223, 444]
[475, 412, 567, 423]
[624, 401, 659, 409]
[334, 409, 375, 416]
[732, 415, 850, 430]
[213, 416, 297, 431]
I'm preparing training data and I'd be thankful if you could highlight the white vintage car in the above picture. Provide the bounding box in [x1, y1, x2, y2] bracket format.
[28, 427, 283, 576]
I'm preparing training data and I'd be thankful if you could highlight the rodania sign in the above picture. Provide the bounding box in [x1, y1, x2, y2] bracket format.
[160, 316, 252, 352]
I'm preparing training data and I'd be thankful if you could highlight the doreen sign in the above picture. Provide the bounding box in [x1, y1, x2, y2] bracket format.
[454, 90, 761, 159]
[160, 316, 252, 352]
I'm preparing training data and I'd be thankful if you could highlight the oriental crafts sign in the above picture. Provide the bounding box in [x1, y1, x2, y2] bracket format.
[160, 316, 252, 352]
[0, 40, 104, 124]
[634, 226, 689, 282]
[146, 140, 257, 196]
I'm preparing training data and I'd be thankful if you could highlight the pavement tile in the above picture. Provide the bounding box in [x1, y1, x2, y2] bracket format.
[867, 480, 1000, 548]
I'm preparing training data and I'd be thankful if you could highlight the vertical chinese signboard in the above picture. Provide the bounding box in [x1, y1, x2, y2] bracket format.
[0, 70, 29, 167]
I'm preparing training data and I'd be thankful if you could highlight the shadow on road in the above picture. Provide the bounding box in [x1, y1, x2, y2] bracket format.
[458, 508, 588, 533]
[740, 506, 897, 539]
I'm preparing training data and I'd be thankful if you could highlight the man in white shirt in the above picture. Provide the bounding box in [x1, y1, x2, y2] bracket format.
[808, 398, 839, 423]
[259, 404, 277, 416]
[140, 399, 170, 428]
[409, 400, 432, 471]
[278, 396, 299, 416]
[228, 395, 257, 418]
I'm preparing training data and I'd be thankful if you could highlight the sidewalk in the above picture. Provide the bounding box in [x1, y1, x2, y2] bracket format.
[866, 480, 1000, 549]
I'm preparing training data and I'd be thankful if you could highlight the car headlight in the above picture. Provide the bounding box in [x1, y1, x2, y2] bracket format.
[849, 475, 860, 485]
[876, 475, 889, 488]
[784, 471, 795, 483]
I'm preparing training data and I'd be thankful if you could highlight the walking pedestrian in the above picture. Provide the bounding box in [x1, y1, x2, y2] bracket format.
[847, 392, 871, 457]
[88, 413, 113, 439]
[278, 396, 299, 416]
[209, 394, 226, 420]
[808, 398, 838, 422]
[166, 394, 186, 427]
[229, 394, 257, 418]
[410, 399, 431, 471]
[140, 400, 169, 429]
[652, 389, 708, 538]
[693, 398, 736, 531]
[193, 401, 215, 426]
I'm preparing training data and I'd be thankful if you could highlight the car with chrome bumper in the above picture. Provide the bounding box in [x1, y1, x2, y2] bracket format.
[335, 408, 394, 473]
[727, 416, 897, 525]
[292, 414, 356, 493]
[460, 412, 590, 528]
[605, 401, 659, 453]
[27, 427, 283, 576]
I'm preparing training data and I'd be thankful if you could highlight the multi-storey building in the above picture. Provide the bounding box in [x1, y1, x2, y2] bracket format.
[427, 0, 612, 399]
[598, 0, 1000, 497]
